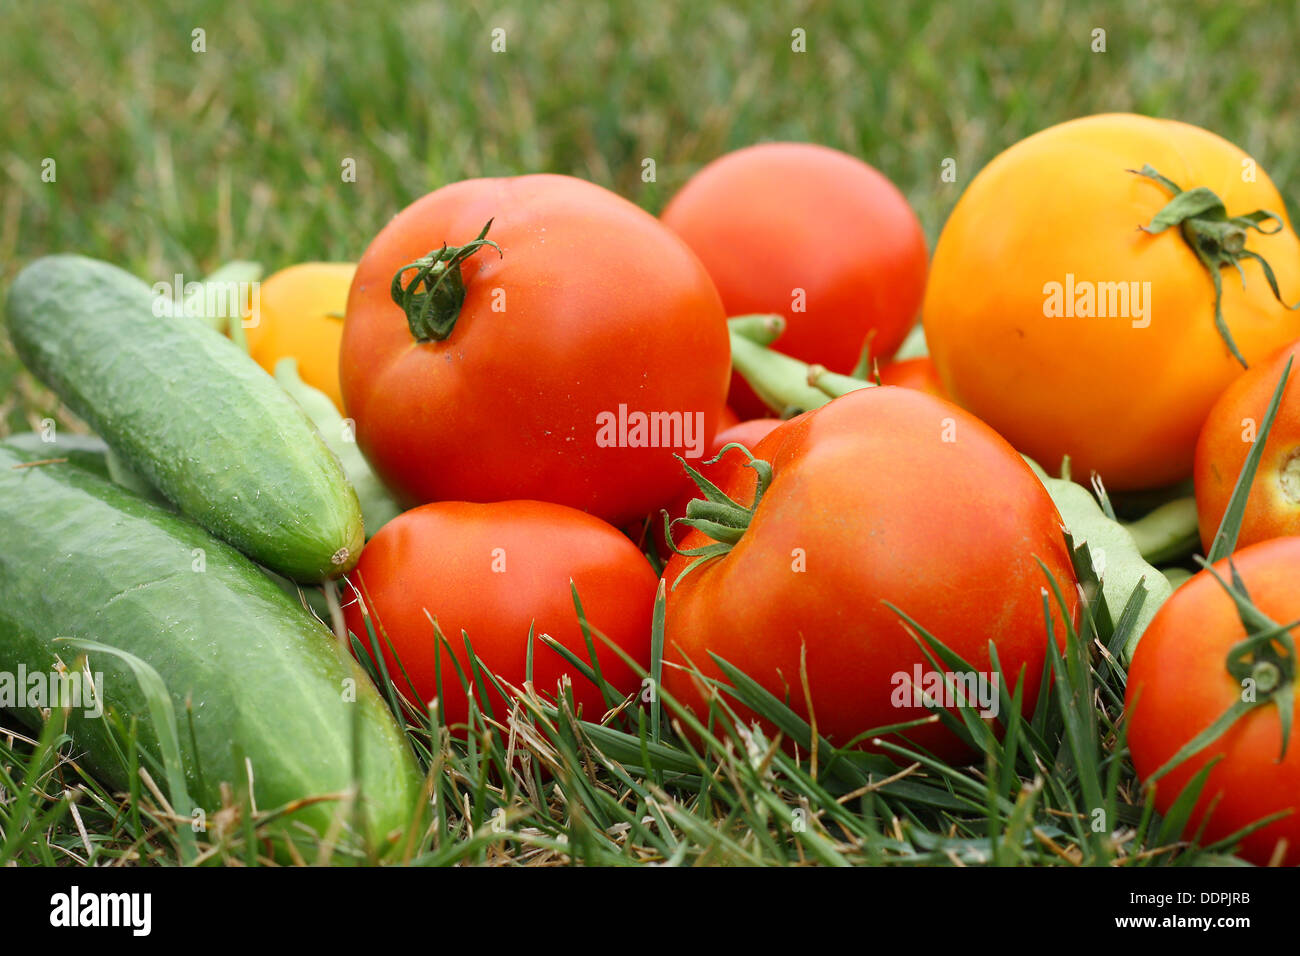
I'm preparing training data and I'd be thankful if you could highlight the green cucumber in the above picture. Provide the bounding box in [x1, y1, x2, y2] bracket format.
[5, 255, 363, 582]
[0, 431, 112, 479]
[0, 441, 420, 855]
[273, 358, 402, 536]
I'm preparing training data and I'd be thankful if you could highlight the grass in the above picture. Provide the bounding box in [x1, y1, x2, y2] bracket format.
[2, 0, 1298, 866]
[0, 546, 1274, 867]
[3, 0, 1299, 433]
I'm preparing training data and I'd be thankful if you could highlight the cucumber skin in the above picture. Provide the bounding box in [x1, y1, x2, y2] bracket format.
[0, 431, 112, 479]
[5, 255, 363, 582]
[0, 443, 421, 854]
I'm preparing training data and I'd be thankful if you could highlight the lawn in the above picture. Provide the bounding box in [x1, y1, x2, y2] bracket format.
[1, 0, 1297, 866]
[3, 0, 1298, 434]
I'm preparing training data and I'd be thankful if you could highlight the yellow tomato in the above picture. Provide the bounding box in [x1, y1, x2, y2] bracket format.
[245, 263, 355, 411]
[924, 114, 1300, 490]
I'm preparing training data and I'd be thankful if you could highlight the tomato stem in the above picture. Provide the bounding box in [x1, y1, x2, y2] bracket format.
[727, 313, 786, 346]
[663, 443, 773, 588]
[1148, 557, 1297, 782]
[389, 219, 502, 343]
[729, 331, 872, 415]
[1131, 165, 1300, 368]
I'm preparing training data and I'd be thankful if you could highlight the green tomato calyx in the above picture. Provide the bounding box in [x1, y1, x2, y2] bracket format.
[663, 443, 773, 589]
[390, 219, 502, 343]
[1148, 557, 1297, 784]
[1130, 165, 1300, 368]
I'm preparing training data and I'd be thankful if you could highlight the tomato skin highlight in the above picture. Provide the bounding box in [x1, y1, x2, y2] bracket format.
[924, 114, 1300, 490]
[661, 143, 928, 419]
[245, 263, 355, 412]
[1195, 340, 1300, 552]
[343, 500, 657, 728]
[341, 174, 730, 526]
[661, 387, 1078, 762]
[1125, 537, 1300, 866]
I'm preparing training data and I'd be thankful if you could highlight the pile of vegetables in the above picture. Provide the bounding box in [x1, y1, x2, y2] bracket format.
[3, 112, 1299, 866]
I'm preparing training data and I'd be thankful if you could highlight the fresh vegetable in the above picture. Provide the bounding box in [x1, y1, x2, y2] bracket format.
[1, 431, 112, 479]
[3, 431, 171, 506]
[190, 260, 263, 348]
[662, 142, 928, 419]
[274, 358, 402, 536]
[879, 356, 949, 400]
[714, 405, 741, 434]
[245, 262, 356, 411]
[6, 255, 364, 582]
[728, 331, 1173, 656]
[728, 330, 870, 415]
[661, 386, 1079, 761]
[924, 114, 1300, 490]
[727, 313, 786, 347]
[658, 416, 786, 556]
[1022, 457, 1172, 660]
[1126, 536, 1300, 866]
[343, 500, 657, 728]
[1195, 342, 1300, 552]
[341, 174, 730, 526]
[1121, 496, 1200, 565]
[0, 442, 421, 855]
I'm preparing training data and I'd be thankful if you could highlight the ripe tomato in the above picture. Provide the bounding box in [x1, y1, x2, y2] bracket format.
[878, 356, 949, 400]
[661, 387, 1078, 762]
[344, 500, 657, 728]
[924, 114, 1300, 490]
[245, 263, 355, 412]
[716, 405, 741, 433]
[341, 175, 730, 526]
[1195, 341, 1300, 552]
[1126, 536, 1300, 865]
[661, 143, 928, 419]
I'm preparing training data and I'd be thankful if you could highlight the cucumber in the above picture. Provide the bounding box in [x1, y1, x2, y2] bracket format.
[0, 431, 112, 479]
[273, 358, 403, 536]
[5, 255, 363, 582]
[0, 441, 420, 855]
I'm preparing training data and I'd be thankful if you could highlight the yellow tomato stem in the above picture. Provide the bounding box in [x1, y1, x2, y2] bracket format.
[1132, 164, 1300, 367]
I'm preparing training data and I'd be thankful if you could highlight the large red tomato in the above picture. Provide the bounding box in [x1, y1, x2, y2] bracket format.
[1195, 341, 1300, 552]
[661, 143, 928, 419]
[661, 387, 1079, 762]
[1126, 537, 1300, 865]
[342, 175, 730, 526]
[343, 500, 657, 728]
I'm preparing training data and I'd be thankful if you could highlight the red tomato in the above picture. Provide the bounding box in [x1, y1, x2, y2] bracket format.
[878, 356, 950, 401]
[716, 405, 741, 433]
[1195, 340, 1300, 552]
[662, 387, 1078, 761]
[661, 143, 928, 419]
[344, 500, 657, 728]
[1126, 537, 1300, 865]
[342, 175, 730, 526]
[659, 417, 786, 556]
